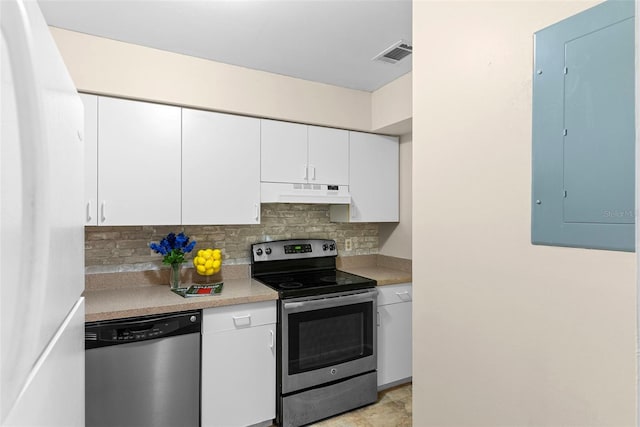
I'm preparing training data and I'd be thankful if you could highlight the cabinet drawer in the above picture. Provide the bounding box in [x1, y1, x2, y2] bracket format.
[377, 283, 412, 306]
[203, 300, 276, 334]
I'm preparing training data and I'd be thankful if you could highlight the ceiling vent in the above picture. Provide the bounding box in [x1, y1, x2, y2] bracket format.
[372, 40, 413, 64]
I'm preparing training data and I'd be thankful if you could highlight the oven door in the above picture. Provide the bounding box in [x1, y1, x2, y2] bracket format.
[281, 288, 377, 394]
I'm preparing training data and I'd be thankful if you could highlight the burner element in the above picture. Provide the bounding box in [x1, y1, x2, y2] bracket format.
[279, 282, 303, 289]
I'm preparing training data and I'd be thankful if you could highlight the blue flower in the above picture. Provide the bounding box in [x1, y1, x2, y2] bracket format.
[185, 240, 196, 253]
[150, 232, 197, 265]
[149, 242, 168, 256]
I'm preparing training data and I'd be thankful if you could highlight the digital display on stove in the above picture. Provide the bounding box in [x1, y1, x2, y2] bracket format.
[284, 244, 312, 254]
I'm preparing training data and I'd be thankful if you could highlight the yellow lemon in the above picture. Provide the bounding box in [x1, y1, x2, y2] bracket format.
[205, 268, 214, 275]
[196, 264, 206, 274]
[213, 267, 221, 273]
[212, 260, 221, 269]
[204, 259, 213, 269]
[212, 249, 221, 260]
[197, 249, 205, 257]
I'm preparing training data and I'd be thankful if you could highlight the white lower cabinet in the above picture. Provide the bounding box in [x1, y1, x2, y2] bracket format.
[201, 301, 276, 427]
[377, 283, 412, 389]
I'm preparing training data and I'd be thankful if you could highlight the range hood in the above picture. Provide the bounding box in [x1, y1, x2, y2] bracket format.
[261, 182, 351, 204]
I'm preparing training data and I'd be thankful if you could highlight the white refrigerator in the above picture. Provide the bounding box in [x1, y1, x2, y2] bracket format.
[1, 0, 85, 425]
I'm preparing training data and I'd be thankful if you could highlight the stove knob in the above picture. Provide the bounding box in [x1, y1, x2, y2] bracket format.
[322, 244, 328, 251]
[265, 247, 272, 255]
[256, 248, 263, 256]
[329, 243, 336, 251]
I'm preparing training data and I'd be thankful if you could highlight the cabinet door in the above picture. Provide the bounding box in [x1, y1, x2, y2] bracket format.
[307, 125, 349, 185]
[532, 0, 635, 251]
[377, 284, 412, 388]
[182, 109, 260, 224]
[97, 97, 181, 225]
[79, 93, 98, 225]
[348, 131, 399, 222]
[261, 119, 308, 184]
[201, 324, 276, 427]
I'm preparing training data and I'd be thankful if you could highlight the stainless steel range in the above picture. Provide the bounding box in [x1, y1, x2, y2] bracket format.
[251, 239, 378, 427]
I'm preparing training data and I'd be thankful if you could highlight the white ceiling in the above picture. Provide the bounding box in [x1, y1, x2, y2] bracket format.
[38, 0, 412, 92]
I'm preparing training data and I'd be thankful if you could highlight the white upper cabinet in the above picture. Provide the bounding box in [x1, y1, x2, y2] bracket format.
[331, 131, 399, 222]
[79, 93, 98, 226]
[83, 95, 400, 226]
[182, 109, 261, 224]
[307, 125, 349, 185]
[98, 97, 181, 225]
[261, 119, 348, 185]
[261, 119, 308, 184]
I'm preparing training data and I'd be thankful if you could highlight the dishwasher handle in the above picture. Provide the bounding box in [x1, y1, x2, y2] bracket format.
[85, 311, 201, 350]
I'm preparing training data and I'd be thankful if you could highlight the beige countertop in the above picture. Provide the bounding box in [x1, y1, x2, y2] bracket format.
[84, 255, 411, 322]
[340, 266, 412, 286]
[84, 278, 278, 322]
[337, 254, 412, 286]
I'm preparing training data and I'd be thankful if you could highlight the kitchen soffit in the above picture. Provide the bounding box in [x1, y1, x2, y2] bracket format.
[38, 0, 412, 93]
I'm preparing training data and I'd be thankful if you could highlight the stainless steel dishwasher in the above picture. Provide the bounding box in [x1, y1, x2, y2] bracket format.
[85, 311, 201, 427]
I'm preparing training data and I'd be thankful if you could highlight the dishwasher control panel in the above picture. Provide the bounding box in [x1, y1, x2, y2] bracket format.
[85, 311, 201, 349]
[110, 319, 180, 342]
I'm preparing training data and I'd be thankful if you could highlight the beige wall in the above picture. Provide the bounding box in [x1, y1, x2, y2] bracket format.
[51, 27, 382, 132]
[413, 1, 636, 426]
[372, 72, 412, 135]
[379, 133, 412, 259]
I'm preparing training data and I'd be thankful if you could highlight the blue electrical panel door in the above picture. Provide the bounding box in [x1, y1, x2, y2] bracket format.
[532, 0, 635, 251]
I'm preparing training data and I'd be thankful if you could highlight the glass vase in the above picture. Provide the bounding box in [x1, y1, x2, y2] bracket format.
[169, 263, 181, 290]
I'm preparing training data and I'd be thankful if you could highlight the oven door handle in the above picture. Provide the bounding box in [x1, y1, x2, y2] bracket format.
[283, 289, 377, 311]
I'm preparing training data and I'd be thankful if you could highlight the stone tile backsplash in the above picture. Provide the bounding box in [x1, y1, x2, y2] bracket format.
[85, 203, 379, 273]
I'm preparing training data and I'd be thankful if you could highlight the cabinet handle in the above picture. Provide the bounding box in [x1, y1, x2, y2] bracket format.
[232, 314, 251, 327]
[303, 165, 308, 180]
[269, 329, 274, 349]
[254, 203, 259, 221]
[310, 165, 316, 180]
[86, 201, 92, 222]
[100, 201, 106, 223]
[395, 291, 412, 302]
[376, 310, 381, 327]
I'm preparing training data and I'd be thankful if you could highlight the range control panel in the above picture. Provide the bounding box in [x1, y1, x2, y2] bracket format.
[252, 239, 337, 262]
[284, 243, 312, 254]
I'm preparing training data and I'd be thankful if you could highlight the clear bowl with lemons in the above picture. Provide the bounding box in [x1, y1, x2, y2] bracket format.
[192, 248, 222, 282]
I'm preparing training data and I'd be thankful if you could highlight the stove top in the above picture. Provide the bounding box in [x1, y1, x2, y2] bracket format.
[250, 239, 376, 298]
[254, 269, 376, 298]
